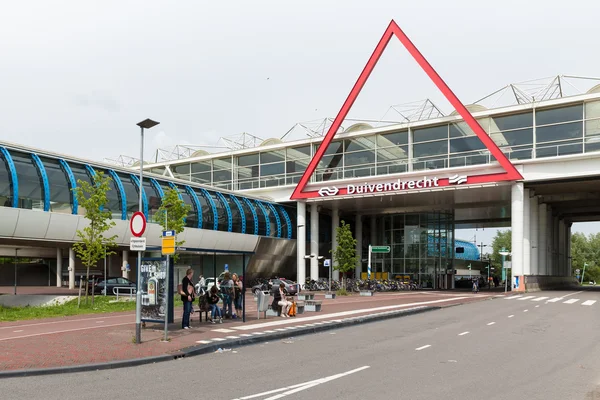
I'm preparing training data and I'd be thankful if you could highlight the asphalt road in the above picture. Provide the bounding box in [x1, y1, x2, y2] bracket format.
[3, 290, 600, 400]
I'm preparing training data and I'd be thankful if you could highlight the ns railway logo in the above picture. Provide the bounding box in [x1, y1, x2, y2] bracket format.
[290, 20, 522, 201]
[317, 174, 467, 197]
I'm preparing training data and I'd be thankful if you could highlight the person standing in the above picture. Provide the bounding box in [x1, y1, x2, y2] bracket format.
[232, 273, 243, 318]
[180, 268, 194, 329]
[220, 272, 234, 319]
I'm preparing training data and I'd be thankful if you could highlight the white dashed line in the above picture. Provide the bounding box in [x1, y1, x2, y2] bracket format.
[458, 331, 470, 336]
[523, 310, 528, 312]
[508, 315, 514, 318]
[251, 332, 265, 335]
[532, 297, 549, 302]
[505, 295, 523, 300]
[225, 336, 240, 339]
[563, 299, 579, 304]
[547, 298, 562, 303]
[95, 321, 104, 324]
[582, 300, 597, 306]
[518, 296, 536, 301]
[12, 330, 23, 333]
[212, 338, 226, 342]
[212, 328, 236, 333]
[196, 340, 212, 344]
[239, 334, 252, 337]
[264, 330, 277, 333]
[415, 345, 431, 351]
[535, 305, 540, 308]
[487, 322, 496, 326]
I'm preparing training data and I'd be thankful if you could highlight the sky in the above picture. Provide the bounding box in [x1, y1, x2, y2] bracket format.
[1, 0, 599, 238]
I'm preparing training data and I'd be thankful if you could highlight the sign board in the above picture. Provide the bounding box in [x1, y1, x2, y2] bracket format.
[130, 212, 147, 237]
[371, 246, 390, 253]
[575, 269, 581, 274]
[162, 230, 176, 237]
[162, 236, 175, 255]
[503, 261, 512, 269]
[324, 259, 331, 267]
[130, 237, 147, 251]
[140, 259, 167, 323]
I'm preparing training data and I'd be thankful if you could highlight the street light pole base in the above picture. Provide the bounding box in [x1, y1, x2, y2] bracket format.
[135, 323, 141, 344]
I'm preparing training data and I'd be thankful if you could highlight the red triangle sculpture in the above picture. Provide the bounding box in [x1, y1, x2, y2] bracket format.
[291, 20, 523, 200]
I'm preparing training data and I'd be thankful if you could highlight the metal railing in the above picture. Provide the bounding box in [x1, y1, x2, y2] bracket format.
[113, 286, 136, 301]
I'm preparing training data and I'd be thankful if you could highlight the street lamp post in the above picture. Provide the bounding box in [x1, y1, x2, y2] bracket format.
[499, 247, 510, 293]
[135, 118, 160, 345]
[581, 262, 589, 285]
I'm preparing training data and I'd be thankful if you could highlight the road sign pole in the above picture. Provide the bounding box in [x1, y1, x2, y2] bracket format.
[164, 254, 170, 342]
[367, 245, 372, 280]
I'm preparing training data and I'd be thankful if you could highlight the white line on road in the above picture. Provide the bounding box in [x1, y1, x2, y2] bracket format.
[212, 338, 226, 342]
[458, 331, 469, 336]
[547, 298, 562, 303]
[563, 299, 579, 304]
[508, 315, 514, 318]
[213, 328, 236, 333]
[487, 322, 496, 326]
[505, 295, 523, 300]
[0, 322, 132, 342]
[225, 336, 240, 339]
[532, 297, 549, 302]
[561, 291, 583, 299]
[523, 310, 528, 312]
[582, 300, 597, 306]
[415, 345, 431, 351]
[0, 314, 133, 330]
[95, 321, 104, 323]
[535, 305, 540, 308]
[233, 366, 370, 400]
[518, 296, 535, 301]
[196, 340, 212, 344]
[12, 330, 23, 333]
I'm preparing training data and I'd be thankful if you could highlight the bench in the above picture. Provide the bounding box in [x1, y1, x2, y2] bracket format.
[196, 296, 211, 322]
[360, 290, 374, 297]
[266, 304, 281, 317]
[298, 293, 315, 301]
[305, 300, 323, 312]
[296, 300, 305, 314]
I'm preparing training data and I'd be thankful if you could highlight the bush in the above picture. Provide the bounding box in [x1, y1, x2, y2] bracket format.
[336, 288, 349, 296]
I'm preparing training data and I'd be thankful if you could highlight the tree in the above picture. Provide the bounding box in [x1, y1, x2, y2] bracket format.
[72, 171, 118, 306]
[490, 229, 511, 281]
[331, 220, 357, 290]
[154, 188, 190, 263]
[571, 232, 600, 283]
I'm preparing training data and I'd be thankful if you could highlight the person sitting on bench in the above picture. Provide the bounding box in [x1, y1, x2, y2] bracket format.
[276, 282, 292, 318]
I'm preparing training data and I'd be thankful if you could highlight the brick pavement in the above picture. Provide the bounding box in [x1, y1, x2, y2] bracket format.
[0, 291, 498, 372]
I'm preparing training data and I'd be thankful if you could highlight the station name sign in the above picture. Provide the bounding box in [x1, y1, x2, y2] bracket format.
[317, 174, 467, 197]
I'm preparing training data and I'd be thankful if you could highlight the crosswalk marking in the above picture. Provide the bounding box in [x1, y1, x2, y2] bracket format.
[518, 296, 536, 301]
[563, 299, 579, 304]
[582, 300, 596, 306]
[532, 297, 549, 302]
[505, 295, 523, 300]
[547, 297, 562, 303]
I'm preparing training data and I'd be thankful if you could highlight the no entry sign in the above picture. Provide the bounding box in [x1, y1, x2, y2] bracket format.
[130, 211, 147, 237]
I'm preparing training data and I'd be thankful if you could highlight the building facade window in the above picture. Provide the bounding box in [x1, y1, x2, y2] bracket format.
[39, 157, 71, 214]
[10, 151, 44, 211]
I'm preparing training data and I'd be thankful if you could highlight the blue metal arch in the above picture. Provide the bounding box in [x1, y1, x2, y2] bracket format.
[184, 185, 202, 229]
[30, 153, 50, 212]
[149, 178, 164, 199]
[264, 202, 281, 238]
[199, 189, 219, 231]
[215, 192, 232, 232]
[58, 159, 78, 215]
[106, 169, 127, 220]
[241, 197, 259, 235]
[229, 194, 246, 234]
[129, 174, 149, 220]
[166, 182, 186, 224]
[0, 147, 18, 208]
[278, 205, 293, 239]
[254, 200, 271, 237]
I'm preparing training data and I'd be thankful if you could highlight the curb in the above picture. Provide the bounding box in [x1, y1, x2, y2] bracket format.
[0, 305, 440, 379]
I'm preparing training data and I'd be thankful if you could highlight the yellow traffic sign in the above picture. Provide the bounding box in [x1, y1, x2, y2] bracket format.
[162, 236, 175, 255]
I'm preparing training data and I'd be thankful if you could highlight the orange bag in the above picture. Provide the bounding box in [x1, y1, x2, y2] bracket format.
[288, 301, 297, 317]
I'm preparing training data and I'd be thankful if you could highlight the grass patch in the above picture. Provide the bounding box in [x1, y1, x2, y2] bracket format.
[336, 288, 349, 296]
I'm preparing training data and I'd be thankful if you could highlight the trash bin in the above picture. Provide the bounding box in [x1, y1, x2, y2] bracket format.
[256, 290, 271, 319]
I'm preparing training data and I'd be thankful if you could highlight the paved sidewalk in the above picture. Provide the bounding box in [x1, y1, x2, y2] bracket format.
[0, 291, 500, 373]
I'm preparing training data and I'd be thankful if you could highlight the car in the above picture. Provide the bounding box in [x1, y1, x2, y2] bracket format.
[252, 278, 299, 296]
[90, 277, 136, 295]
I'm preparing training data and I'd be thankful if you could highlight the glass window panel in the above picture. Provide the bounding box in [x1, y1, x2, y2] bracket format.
[69, 164, 93, 215]
[449, 153, 490, 167]
[286, 145, 311, 160]
[376, 145, 408, 162]
[537, 140, 582, 158]
[536, 104, 583, 126]
[377, 131, 408, 146]
[93, 169, 121, 220]
[506, 147, 533, 161]
[260, 162, 285, 177]
[172, 163, 190, 179]
[225, 196, 243, 233]
[260, 151, 285, 164]
[585, 101, 600, 119]
[585, 119, 600, 137]
[190, 161, 211, 174]
[318, 140, 344, 156]
[344, 165, 374, 179]
[149, 167, 165, 175]
[449, 137, 486, 153]
[413, 140, 448, 158]
[376, 163, 407, 175]
[39, 157, 71, 214]
[490, 112, 533, 132]
[536, 122, 583, 143]
[0, 152, 10, 207]
[585, 137, 600, 153]
[142, 178, 161, 220]
[344, 150, 375, 166]
[449, 119, 489, 138]
[193, 188, 213, 229]
[238, 198, 256, 234]
[238, 153, 259, 166]
[499, 128, 533, 147]
[344, 137, 375, 152]
[190, 172, 211, 185]
[318, 154, 343, 169]
[117, 173, 142, 219]
[209, 192, 227, 232]
[11, 151, 44, 211]
[286, 158, 310, 174]
[178, 187, 198, 228]
[237, 165, 258, 180]
[413, 125, 448, 143]
[213, 157, 231, 170]
[213, 169, 231, 183]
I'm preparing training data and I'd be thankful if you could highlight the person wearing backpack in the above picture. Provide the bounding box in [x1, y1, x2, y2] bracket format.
[206, 285, 222, 324]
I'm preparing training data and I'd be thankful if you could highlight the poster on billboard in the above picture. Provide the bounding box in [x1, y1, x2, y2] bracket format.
[140, 258, 168, 323]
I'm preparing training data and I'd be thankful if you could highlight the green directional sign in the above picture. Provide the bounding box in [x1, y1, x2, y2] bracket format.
[371, 245, 390, 253]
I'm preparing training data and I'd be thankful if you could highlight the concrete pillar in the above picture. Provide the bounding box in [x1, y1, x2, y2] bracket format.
[331, 204, 340, 281]
[68, 247, 75, 289]
[122, 250, 129, 279]
[523, 188, 531, 276]
[355, 214, 363, 279]
[566, 223, 572, 277]
[538, 203, 547, 275]
[547, 207, 553, 275]
[56, 248, 63, 288]
[558, 219, 566, 276]
[296, 201, 307, 286]
[310, 203, 319, 280]
[530, 196, 538, 275]
[511, 182, 524, 290]
[553, 217, 559, 275]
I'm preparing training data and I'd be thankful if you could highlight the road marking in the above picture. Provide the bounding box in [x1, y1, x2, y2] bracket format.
[547, 298, 562, 303]
[532, 297, 549, 302]
[487, 322, 496, 326]
[535, 305, 540, 308]
[582, 300, 596, 306]
[196, 340, 212, 344]
[505, 295, 523, 300]
[508, 315, 514, 318]
[251, 332, 265, 335]
[212, 338, 226, 341]
[518, 296, 535, 301]
[0, 322, 132, 342]
[563, 299, 579, 304]
[458, 331, 469, 336]
[0, 314, 133, 330]
[239, 334, 252, 337]
[225, 336, 240, 339]
[523, 310, 528, 312]
[264, 330, 277, 333]
[95, 321, 105, 323]
[233, 366, 370, 400]
[213, 328, 236, 333]
[233, 297, 469, 331]
[12, 330, 23, 333]
[561, 291, 583, 299]
[415, 345, 431, 351]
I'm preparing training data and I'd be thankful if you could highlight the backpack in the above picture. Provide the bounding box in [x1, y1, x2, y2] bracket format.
[288, 301, 297, 317]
